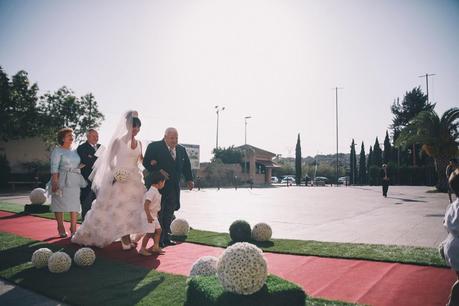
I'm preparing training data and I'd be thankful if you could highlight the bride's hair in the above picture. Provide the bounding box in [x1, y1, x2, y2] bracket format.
[132, 117, 141, 128]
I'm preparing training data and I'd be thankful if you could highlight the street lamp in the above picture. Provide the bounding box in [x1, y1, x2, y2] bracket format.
[215, 106, 225, 149]
[244, 116, 252, 145]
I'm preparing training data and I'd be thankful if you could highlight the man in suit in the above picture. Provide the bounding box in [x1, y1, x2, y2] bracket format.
[143, 127, 193, 247]
[381, 164, 390, 197]
[77, 129, 100, 221]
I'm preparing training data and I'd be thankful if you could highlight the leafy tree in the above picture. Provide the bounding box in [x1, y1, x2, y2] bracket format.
[358, 142, 366, 184]
[391, 87, 435, 132]
[391, 88, 435, 166]
[0, 68, 41, 140]
[396, 108, 459, 192]
[295, 133, 302, 185]
[383, 130, 392, 163]
[212, 146, 242, 164]
[373, 137, 383, 167]
[39, 87, 104, 145]
[349, 139, 357, 184]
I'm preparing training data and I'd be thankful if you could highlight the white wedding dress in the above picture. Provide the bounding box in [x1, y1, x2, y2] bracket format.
[72, 139, 149, 248]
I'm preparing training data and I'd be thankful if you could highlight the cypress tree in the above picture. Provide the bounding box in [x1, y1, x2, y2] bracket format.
[350, 139, 357, 185]
[358, 142, 366, 184]
[295, 133, 302, 185]
[373, 137, 383, 167]
[383, 130, 392, 163]
[368, 146, 373, 170]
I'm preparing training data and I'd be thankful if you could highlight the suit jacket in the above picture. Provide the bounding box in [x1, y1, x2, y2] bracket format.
[143, 140, 193, 210]
[77, 141, 100, 182]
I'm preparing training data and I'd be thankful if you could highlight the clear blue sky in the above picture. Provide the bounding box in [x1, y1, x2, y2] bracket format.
[1, 0, 458, 161]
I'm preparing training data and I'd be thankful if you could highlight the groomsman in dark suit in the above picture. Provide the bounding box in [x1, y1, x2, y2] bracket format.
[143, 127, 193, 247]
[77, 129, 100, 221]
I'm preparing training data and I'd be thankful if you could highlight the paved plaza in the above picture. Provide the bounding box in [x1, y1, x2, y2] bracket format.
[1, 185, 451, 248]
[176, 185, 450, 248]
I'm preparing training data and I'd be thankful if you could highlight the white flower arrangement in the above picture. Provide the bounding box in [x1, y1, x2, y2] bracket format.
[29, 188, 47, 205]
[113, 168, 130, 183]
[74, 247, 96, 267]
[48, 251, 72, 273]
[189, 256, 218, 277]
[251, 223, 272, 242]
[217, 242, 268, 295]
[170, 218, 190, 236]
[31, 248, 53, 268]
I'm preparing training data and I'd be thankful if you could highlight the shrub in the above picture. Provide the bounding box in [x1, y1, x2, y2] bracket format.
[229, 220, 251, 242]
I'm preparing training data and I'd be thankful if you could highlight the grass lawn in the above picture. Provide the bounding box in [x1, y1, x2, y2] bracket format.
[0, 201, 446, 267]
[0, 232, 359, 306]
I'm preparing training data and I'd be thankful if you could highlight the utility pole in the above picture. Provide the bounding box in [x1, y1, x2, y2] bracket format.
[215, 106, 225, 149]
[244, 116, 251, 145]
[414, 73, 435, 166]
[418, 73, 436, 103]
[334, 87, 343, 186]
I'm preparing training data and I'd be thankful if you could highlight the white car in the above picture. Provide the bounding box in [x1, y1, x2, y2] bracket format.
[281, 176, 295, 184]
[270, 177, 279, 183]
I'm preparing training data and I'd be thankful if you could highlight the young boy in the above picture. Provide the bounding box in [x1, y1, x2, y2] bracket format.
[139, 171, 166, 256]
[441, 168, 459, 305]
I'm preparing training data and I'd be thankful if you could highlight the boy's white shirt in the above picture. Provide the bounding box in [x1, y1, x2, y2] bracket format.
[144, 186, 162, 218]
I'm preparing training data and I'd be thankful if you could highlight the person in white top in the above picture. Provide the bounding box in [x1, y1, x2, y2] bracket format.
[441, 168, 459, 306]
[139, 171, 166, 256]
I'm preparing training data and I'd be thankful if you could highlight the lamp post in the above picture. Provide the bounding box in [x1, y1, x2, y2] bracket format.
[244, 116, 251, 145]
[334, 87, 343, 187]
[215, 106, 225, 149]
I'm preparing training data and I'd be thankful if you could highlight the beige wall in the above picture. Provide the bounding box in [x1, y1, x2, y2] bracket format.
[0, 137, 50, 173]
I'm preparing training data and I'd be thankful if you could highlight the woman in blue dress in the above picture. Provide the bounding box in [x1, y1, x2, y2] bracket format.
[49, 128, 86, 237]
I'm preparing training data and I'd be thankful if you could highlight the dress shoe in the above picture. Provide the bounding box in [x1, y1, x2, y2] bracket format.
[121, 240, 132, 251]
[164, 240, 177, 246]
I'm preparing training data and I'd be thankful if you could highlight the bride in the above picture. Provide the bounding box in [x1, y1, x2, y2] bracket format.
[72, 110, 149, 249]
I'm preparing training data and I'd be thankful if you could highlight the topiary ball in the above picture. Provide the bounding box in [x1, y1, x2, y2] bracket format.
[29, 188, 47, 205]
[170, 218, 190, 236]
[229, 220, 251, 242]
[48, 251, 72, 273]
[31, 248, 53, 268]
[251, 222, 272, 242]
[189, 256, 218, 277]
[217, 242, 268, 295]
[74, 247, 96, 267]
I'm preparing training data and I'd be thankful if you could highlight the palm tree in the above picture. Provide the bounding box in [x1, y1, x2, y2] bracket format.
[395, 108, 459, 191]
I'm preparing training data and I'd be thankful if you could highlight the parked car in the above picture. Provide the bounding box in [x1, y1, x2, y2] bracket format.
[313, 176, 329, 184]
[280, 176, 295, 184]
[337, 176, 350, 185]
[270, 176, 279, 183]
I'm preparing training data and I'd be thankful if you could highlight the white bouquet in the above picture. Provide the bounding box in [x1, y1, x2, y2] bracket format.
[48, 251, 72, 273]
[217, 242, 268, 295]
[74, 247, 96, 267]
[113, 168, 130, 183]
[251, 223, 272, 242]
[31, 248, 53, 268]
[189, 256, 218, 277]
[170, 218, 190, 236]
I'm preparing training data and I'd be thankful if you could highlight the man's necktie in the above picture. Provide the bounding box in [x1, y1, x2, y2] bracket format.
[170, 148, 176, 160]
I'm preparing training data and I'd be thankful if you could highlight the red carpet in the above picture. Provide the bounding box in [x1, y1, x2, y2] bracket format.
[0, 211, 455, 306]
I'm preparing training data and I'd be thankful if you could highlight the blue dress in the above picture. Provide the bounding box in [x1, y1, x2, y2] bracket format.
[49, 146, 87, 212]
